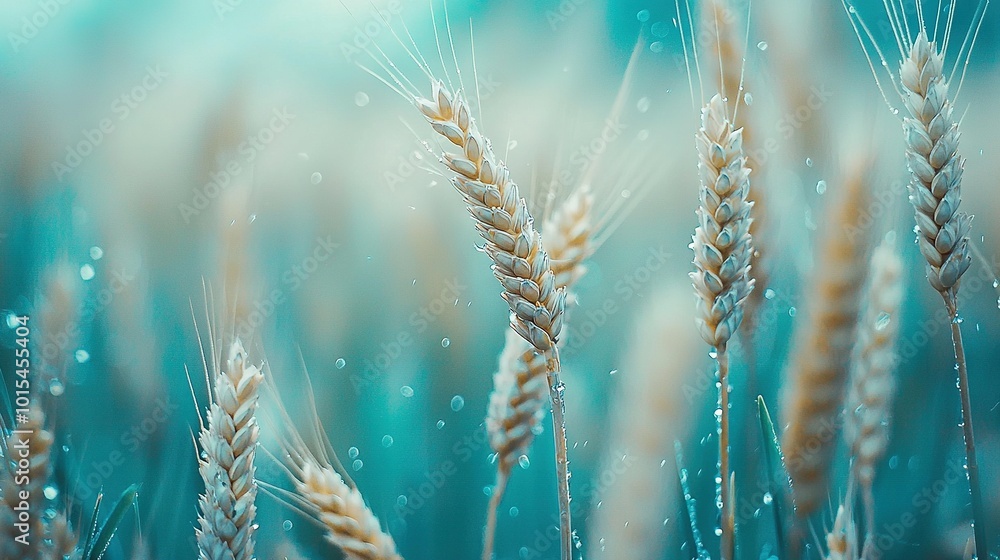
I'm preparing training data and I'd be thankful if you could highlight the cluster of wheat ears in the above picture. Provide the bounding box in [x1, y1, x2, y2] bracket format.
[1, 0, 994, 559]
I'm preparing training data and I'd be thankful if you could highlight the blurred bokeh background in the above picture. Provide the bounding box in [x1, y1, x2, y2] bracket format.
[2, 0, 1000, 558]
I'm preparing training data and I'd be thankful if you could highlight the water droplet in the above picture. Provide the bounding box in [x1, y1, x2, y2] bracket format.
[352, 459, 364, 471]
[335, 358, 346, 369]
[743, 92, 753, 106]
[4, 312, 19, 329]
[401, 385, 414, 397]
[90, 246, 104, 260]
[763, 492, 773, 505]
[764, 288, 776, 300]
[620, 190, 631, 199]
[282, 520, 293, 531]
[788, 306, 797, 317]
[715, 527, 723, 536]
[80, 264, 95, 281]
[888, 455, 900, 469]
[382, 435, 394, 448]
[805, 157, 813, 167]
[48, 379, 64, 397]
[757, 41, 768, 51]
[637, 97, 651, 113]
[816, 180, 827, 194]
[450, 395, 465, 412]
[44, 485, 58, 500]
[355, 91, 370, 107]
[397, 495, 408, 507]
[248, 213, 256, 223]
[441, 337, 451, 348]
[518, 455, 530, 469]
[637, 129, 650, 141]
[436, 420, 445, 429]
[348, 446, 360, 459]
[483, 485, 493, 496]
[310, 172, 323, 184]
[509, 506, 519, 517]
[651, 21, 669, 37]
[609, 369, 618, 376]
[75, 349, 90, 363]
[637, 9, 651, 22]
[650, 41, 664, 53]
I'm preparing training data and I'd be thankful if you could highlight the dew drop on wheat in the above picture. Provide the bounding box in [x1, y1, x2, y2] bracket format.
[282, 520, 293, 531]
[401, 385, 414, 397]
[637, 97, 651, 113]
[816, 180, 827, 194]
[354, 91, 370, 107]
[335, 358, 346, 369]
[80, 264, 95, 281]
[382, 435, 394, 448]
[757, 41, 768, 51]
[650, 41, 664, 53]
[352, 459, 364, 471]
[75, 349, 90, 363]
[90, 246, 104, 260]
[651, 20, 669, 37]
[450, 395, 465, 411]
[348, 446, 360, 459]
[441, 337, 450, 348]
[637, 9, 651, 22]
[310, 172, 323, 184]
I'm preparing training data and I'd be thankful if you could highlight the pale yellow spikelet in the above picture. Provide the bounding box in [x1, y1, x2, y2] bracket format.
[825, 505, 851, 560]
[196, 340, 263, 560]
[1, 408, 54, 560]
[781, 161, 872, 519]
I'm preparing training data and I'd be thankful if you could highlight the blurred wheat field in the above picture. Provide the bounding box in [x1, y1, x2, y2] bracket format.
[2, 0, 1000, 559]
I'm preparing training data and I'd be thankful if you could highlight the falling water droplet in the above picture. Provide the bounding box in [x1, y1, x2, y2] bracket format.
[650, 41, 664, 53]
[637, 97, 651, 113]
[651, 21, 669, 37]
[75, 349, 90, 363]
[335, 358, 346, 369]
[757, 41, 768, 51]
[401, 385, 414, 397]
[282, 520, 293, 531]
[352, 459, 364, 471]
[80, 264, 95, 281]
[805, 157, 813, 167]
[509, 506, 520, 517]
[764, 288, 776, 300]
[743, 92, 753, 106]
[788, 306, 797, 317]
[441, 337, 451, 348]
[348, 446, 360, 459]
[44, 485, 58, 500]
[637, 9, 651, 22]
[90, 246, 104, 260]
[451, 395, 465, 411]
[436, 420, 446, 429]
[311, 172, 323, 184]
[355, 91, 370, 107]
[621, 190, 631, 199]
[518, 455, 530, 469]
[382, 435, 394, 448]
[48, 379, 64, 397]
[507, 139, 518, 151]
[816, 180, 827, 194]
[875, 311, 891, 331]
[397, 495, 408, 507]
[763, 492, 773, 505]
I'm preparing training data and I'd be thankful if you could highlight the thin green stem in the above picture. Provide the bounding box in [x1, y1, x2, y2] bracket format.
[718, 345, 734, 560]
[545, 346, 574, 560]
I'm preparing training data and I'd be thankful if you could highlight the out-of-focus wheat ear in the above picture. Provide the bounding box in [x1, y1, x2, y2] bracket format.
[196, 339, 263, 560]
[780, 160, 872, 533]
[844, 238, 903, 552]
[218, 180, 257, 333]
[37, 261, 80, 390]
[586, 288, 700, 559]
[44, 512, 79, 559]
[899, 30, 987, 557]
[0, 408, 54, 560]
[824, 504, 852, 560]
[690, 93, 754, 560]
[414, 79, 574, 559]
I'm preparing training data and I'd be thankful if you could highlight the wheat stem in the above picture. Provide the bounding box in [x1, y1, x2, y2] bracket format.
[717, 345, 733, 560]
[482, 470, 509, 560]
[546, 347, 573, 560]
[946, 296, 987, 559]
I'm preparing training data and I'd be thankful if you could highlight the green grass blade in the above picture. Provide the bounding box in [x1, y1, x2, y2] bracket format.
[86, 483, 141, 560]
[81, 491, 104, 559]
[675, 440, 711, 560]
[757, 395, 790, 560]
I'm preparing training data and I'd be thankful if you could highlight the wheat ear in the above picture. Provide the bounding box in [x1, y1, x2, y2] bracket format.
[415, 80, 573, 559]
[824, 504, 855, 560]
[781, 161, 870, 530]
[899, 30, 986, 557]
[0, 408, 54, 560]
[690, 93, 755, 560]
[196, 340, 263, 560]
[483, 188, 593, 559]
[845, 238, 903, 552]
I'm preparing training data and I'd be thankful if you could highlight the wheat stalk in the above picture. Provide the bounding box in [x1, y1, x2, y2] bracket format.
[844, 238, 903, 552]
[781, 160, 870, 536]
[898, 29, 986, 557]
[690, 93, 755, 560]
[413, 79, 574, 559]
[196, 340, 263, 560]
[0, 408, 54, 560]
[483, 187, 593, 558]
